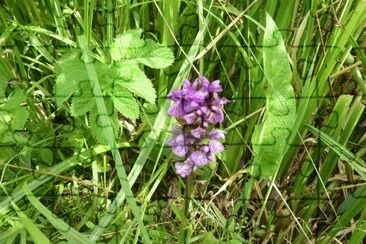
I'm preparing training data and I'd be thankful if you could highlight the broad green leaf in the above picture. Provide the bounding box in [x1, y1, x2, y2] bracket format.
[132, 40, 174, 68]
[70, 81, 96, 116]
[55, 73, 78, 108]
[0, 89, 29, 130]
[22, 183, 92, 244]
[89, 99, 118, 145]
[55, 53, 86, 107]
[11, 201, 51, 244]
[55, 53, 108, 107]
[71, 96, 96, 117]
[110, 86, 139, 120]
[111, 29, 144, 61]
[251, 13, 296, 179]
[111, 29, 174, 68]
[11, 107, 29, 130]
[4, 89, 27, 109]
[39, 148, 54, 165]
[112, 61, 156, 104]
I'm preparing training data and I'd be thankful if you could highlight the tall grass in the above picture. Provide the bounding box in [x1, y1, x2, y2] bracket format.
[0, 0, 365, 243]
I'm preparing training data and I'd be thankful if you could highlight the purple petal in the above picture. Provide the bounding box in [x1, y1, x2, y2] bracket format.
[189, 91, 206, 103]
[171, 134, 188, 156]
[220, 98, 230, 105]
[172, 145, 188, 157]
[209, 140, 224, 154]
[212, 96, 230, 107]
[175, 134, 185, 143]
[167, 90, 183, 101]
[168, 101, 184, 118]
[191, 78, 200, 89]
[210, 80, 223, 92]
[183, 113, 197, 124]
[189, 150, 211, 166]
[208, 109, 224, 124]
[202, 145, 210, 153]
[183, 100, 199, 113]
[199, 106, 210, 116]
[175, 162, 193, 178]
[166, 137, 175, 146]
[208, 130, 226, 140]
[182, 79, 192, 90]
[191, 127, 206, 138]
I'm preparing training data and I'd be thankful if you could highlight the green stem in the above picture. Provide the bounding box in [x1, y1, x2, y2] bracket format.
[179, 174, 193, 244]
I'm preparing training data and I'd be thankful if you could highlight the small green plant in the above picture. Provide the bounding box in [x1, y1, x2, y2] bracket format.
[55, 29, 174, 144]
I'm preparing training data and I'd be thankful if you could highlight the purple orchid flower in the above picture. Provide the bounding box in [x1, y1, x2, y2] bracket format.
[167, 76, 229, 177]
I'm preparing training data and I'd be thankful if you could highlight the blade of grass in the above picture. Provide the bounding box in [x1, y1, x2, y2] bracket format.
[22, 182, 91, 244]
[306, 124, 366, 180]
[10, 201, 51, 244]
[320, 185, 366, 243]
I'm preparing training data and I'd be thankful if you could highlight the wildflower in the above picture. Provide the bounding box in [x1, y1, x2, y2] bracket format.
[167, 76, 229, 177]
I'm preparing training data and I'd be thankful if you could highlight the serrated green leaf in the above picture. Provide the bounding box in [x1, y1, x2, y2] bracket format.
[110, 86, 139, 119]
[131, 40, 174, 68]
[0, 89, 29, 130]
[5, 89, 27, 108]
[89, 99, 118, 145]
[70, 81, 96, 116]
[111, 29, 174, 68]
[55, 53, 108, 107]
[55, 73, 78, 108]
[111, 29, 144, 61]
[55, 53, 87, 107]
[11, 107, 29, 130]
[71, 96, 96, 117]
[251, 13, 296, 179]
[112, 61, 156, 104]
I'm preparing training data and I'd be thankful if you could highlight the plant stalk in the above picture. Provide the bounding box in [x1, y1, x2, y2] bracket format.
[179, 174, 193, 244]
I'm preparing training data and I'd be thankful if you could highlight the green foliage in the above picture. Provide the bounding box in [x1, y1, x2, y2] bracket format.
[111, 29, 174, 68]
[0, 0, 365, 243]
[111, 61, 157, 104]
[250, 13, 296, 179]
[109, 87, 139, 120]
[54, 30, 174, 144]
[11, 201, 51, 244]
[0, 89, 29, 162]
[306, 124, 366, 180]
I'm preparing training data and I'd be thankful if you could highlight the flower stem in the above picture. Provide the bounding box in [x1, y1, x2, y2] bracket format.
[179, 174, 193, 243]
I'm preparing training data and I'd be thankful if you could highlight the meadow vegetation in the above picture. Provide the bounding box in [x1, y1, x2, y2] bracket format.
[0, 0, 365, 243]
